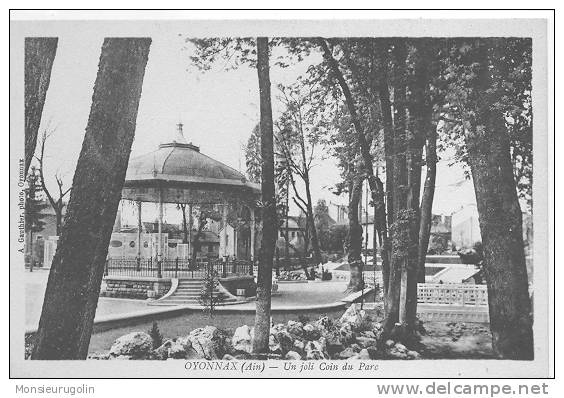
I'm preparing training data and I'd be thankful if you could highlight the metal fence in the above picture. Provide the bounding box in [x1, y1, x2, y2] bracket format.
[104, 257, 254, 279]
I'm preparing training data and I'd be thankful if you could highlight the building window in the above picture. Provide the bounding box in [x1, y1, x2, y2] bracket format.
[129, 241, 136, 248]
[208, 245, 213, 253]
[110, 240, 122, 248]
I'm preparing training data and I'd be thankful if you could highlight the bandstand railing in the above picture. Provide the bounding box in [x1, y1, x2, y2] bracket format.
[104, 257, 254, 279]
[417, 283, 488, 306]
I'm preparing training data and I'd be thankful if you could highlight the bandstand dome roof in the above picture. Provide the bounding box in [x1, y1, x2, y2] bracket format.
[121, 124, 260, 205]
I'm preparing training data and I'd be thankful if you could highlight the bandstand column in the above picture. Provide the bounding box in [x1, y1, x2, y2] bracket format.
[137, 201, 142, 259]
[250, 208, 255, 262]
[157, 189, 163, 278]
[188, 204, 193, 259]
[222, 204, 228, 257]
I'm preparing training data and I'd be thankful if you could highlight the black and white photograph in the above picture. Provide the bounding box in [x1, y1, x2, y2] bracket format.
[9, 10, 553, 381]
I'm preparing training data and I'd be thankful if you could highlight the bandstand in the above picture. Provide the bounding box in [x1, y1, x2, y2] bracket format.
[107, 123, 261, 279]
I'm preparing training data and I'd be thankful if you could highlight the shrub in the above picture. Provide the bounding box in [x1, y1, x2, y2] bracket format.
[148, 321, 163, 349]
[199, 266, 224, 317]
[321, 269, 333, 281]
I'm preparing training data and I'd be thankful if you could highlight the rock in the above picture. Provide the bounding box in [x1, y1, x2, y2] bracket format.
[350, 343, 362, 353]
[233, 352, 252, 360]
[394, 343, 407, 353]
[385, 339, 395, 348]
[269, 334, 282, 354]
[339, 305, 366, 328]
[367, 347, 379, 359]
[358, 349, 370, 360]
[287, 320, 304, 336]
[325, 333, 344, 357]
[304, 340, 328, 360]
[284, 351, 302, 360]
[272, 323, 286, 333]
[372, 322, 383, 331]
[303, 323, 321, 340]
[338, 347, 356, 359]
[360, 330, 377, 339]
[153, 339, 174, 360]
[293, 339, 305, 353]
[186, 326, 228, 359]
[185, 346, 202, 360]
[315, 316, 332, 331]
[389, 350, 408, 359]
[113, 355, 132, 360]
[356, 336, 377, 349]
[88, 352, 110, 360]
[109, 332, 153, 358]
[272, 330, 295, 355]
[232, 325, 253, 354]
[407, 350, 420, 359]
[168, 341, 188, 359]
[222, 354, 236, 360]
[339, 323, 355, 344]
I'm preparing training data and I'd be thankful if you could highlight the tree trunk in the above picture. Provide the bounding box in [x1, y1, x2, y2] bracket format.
[383, 40, 409, 331]
[466, 114, 533, 359]
[346, 174, 364, 292]
[468, 113, 533, 360]
[464, 39, 533, 359]
[31, 38, 151, 360]
[25, 38, 58, 177]
[253, 37, 276, 355]
[417, 124, 437, 283]
[404, 39, 430, 327]
[55, 209, 63, 236]
[304, 173, 322, 265]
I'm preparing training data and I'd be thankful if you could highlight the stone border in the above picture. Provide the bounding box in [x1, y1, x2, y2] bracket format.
[147, 278, 178, 304]
[340, 286, 376, 305]
[25, 300, 347, 336]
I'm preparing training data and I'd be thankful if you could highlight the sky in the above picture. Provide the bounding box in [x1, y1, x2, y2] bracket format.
[35, 28, 475, 225]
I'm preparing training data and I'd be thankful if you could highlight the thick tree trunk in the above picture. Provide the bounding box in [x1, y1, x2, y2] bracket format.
[25, 38, 58, 177]
[417, 125, 437, 283]
[466, 113, 533, 360]
[31, 38, 151, 359]
[463, 39, 533, 359]
[384, 40, 409, 331]
[375, 53, 395, 311]
[404, 39, 430, 327]
[253, 37, 277, 355]
[346, 175, 364, 292]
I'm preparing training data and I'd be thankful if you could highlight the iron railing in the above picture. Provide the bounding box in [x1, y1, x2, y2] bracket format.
[104, 257, 254, 279]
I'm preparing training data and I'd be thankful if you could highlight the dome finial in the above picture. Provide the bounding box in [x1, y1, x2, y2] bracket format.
[173, 121, 187, 144]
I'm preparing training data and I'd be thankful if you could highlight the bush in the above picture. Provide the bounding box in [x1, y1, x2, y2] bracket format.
[321, 269, 332, 281]
[148, 321, 163, 349]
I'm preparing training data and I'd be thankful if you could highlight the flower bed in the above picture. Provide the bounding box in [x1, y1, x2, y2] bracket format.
[276, 270, 308, 282]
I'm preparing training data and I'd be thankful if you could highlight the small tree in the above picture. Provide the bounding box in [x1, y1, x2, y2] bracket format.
[25, 166, 48, 270]
[314, 199, 331, 251]
[198, 266, 224, 317]
[36, 129, 72, 236]
[147, 321, 163, 349]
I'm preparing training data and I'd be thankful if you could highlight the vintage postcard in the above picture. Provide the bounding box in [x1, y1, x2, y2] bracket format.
[9, 10, 553, 379]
